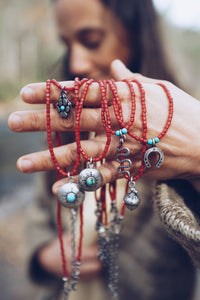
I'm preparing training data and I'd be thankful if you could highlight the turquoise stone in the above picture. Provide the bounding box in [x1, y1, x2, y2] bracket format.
[60, 105, 65, 111]
[147, 139, 153, 145]
[67, 192, 76, 202]
[147, 137, 160, 145]
[121, 128, 128, 134]
[115, 130, 121, 136]
[87, 177, 95, 186]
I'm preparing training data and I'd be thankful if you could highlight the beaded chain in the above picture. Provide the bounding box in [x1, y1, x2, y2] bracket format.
[45, 78, 174, 299]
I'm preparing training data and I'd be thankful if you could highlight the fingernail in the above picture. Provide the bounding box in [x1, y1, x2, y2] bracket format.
[53, 185, 60, 195]
[20, 86, 34, 101]
[8, 113, 22, 131]
[53, 182, 64, 194]
[112, 59, 125, 67]
[17, 158, 33, 173]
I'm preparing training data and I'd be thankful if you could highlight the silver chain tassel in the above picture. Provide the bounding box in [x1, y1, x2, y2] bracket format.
[63, 208, 81, 299]
[96, 198, 123, 299]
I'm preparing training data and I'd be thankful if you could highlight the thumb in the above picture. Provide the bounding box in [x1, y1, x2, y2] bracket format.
[110, 59, 133, 80]
[110, 59, 159, 83]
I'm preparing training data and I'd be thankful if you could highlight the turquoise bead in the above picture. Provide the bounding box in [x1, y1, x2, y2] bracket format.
[115, 130, 121, 136]
[67, 192, 76, 202]
[116, 128, 127, 136]
[121, 128, 128, 134]
[147, 139, 153, 145]
[60, 105, 65, 111]
[147, 137, 159, 145]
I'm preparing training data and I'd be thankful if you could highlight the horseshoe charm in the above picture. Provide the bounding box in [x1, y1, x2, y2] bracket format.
[144, 146, 164, 168]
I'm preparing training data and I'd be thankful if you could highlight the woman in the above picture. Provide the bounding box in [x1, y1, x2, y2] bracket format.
[8, 0, 200, 299]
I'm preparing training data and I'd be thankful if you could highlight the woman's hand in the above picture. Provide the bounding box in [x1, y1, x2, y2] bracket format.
[8, 60, 200, 193]
[38, 233, 102, 279]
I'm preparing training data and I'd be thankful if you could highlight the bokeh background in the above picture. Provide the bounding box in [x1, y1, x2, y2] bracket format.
[0, 0, 200, 299]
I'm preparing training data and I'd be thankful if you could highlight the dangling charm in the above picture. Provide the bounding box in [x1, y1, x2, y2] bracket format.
[57, 86, 72, 119]
[57, 175, 85, 208]
[116, 128, 132, 178]
[95, 187, 123, 300]
[63, 208, 81, 300]
[123, 179, 140, 211]
[144, 137, 164, 168]
[78, 159, 103, 191]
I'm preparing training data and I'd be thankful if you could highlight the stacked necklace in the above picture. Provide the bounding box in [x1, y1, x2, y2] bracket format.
[45, 78, 173, 299]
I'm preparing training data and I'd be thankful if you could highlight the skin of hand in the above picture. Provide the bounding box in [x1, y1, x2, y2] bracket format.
[8, 60, 200, 193]
[37, 232, 102, 279]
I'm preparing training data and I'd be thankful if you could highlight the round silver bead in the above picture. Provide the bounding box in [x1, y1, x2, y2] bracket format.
[57, 182, 85, 208]
[123, 191, 140, 211]
[78, 168, 103, 191]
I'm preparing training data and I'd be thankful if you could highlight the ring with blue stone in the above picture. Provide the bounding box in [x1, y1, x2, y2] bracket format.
[56, 87, 72, 119]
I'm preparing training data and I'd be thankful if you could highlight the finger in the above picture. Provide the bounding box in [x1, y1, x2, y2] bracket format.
[8, 107, 104, 133]
[20, 78, 140, 108]
[20, 80, 104, 107]
[16, 137, 118, 174]
[110, 59, 162, 83]
[16, 143, 77, 173]
[20, 81, 74, 104]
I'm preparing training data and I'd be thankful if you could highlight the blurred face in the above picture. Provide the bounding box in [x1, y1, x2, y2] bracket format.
[55, 0, 131, 80]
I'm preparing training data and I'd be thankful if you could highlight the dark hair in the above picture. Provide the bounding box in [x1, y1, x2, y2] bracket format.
[60, 0, 175, 82]
[101, 0, 174, 81]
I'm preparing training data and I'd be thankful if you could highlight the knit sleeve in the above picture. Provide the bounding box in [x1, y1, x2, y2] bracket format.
[154, 180, 200, 267]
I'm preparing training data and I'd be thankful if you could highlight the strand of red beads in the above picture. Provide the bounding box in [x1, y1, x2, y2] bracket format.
[46, 79, 86, 281]
[75, 78, 112, 163]
[107, 79, 136, 131]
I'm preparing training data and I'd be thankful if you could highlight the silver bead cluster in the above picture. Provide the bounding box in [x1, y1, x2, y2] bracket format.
[96, 199, 123, 299]
[63, 208, 81, 300]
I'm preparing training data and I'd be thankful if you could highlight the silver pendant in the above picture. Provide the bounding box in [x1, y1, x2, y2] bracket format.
[95, 194, 123, 299]
[63, 209, 81, 299]
[78, 161, 103, 191]
[57, 182, 85, 208]
[116, 128, 132, 179]
[57, 87, 72, 119]
[123, 180, 140, 211]
[144, 146, 164, 168]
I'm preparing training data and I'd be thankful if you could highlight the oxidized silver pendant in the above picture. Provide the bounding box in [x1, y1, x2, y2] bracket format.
[144, 146, 164, 168]
[78, 161, 103, 191]
[116, 128, 132, 179]
[124, 180, 140, 211]
[124, 190, 140, 211]
[57, 87, 72, 119]
[144, 137, 164, 168]
[57, 182, 85, 208]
